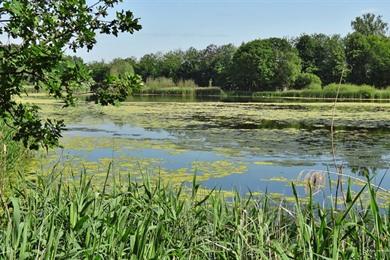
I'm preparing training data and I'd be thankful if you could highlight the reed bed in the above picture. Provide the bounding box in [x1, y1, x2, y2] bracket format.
[0, 167, 388, 259]
[139, 77, 223, 96]
[254, 84, 390, 100]
[139, 87, 223, 97]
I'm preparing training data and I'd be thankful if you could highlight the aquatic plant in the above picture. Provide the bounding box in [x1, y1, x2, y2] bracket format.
[254, 84, 390, 100]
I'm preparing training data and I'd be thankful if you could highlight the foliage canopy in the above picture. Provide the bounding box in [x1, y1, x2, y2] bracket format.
[351, 13, 388, 36]
[0, 0, 141, 149]
[230, 38, 301, 91]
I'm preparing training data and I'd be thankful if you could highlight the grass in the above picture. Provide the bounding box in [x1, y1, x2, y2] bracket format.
[144, 77, 199, 89]
[138, 77, 223, 96]
[254, 84, 390, 100]
[0, 167, 388, 259]
[140, 81, 390, 100]
[139, 86, 223, 97]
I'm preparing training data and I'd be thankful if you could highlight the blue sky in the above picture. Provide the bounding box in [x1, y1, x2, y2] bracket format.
[74, 0, 390, 62]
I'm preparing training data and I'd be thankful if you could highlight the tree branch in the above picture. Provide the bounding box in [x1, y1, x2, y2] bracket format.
[88, 0, 103, 10]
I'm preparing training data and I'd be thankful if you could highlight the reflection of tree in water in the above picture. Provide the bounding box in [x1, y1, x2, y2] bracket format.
[107, 103, 390, 178]
[335, 131, 389, 171]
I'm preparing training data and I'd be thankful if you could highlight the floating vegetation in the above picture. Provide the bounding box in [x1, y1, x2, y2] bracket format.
[254, 161, 274, 165]
[192, 160, 247, 176]
[21, 95, 390, 199]
[268, 176, 290, 182]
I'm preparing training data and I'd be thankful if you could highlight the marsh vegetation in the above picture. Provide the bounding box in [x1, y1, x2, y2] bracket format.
[12, 95, 389, 202]
[1, 1, 390, 258]
[2, 86, 390, 259]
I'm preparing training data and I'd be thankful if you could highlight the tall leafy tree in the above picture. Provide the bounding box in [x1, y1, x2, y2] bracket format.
[351, 13, 389, 36]
[0, 0, 142, 149]
[88, 61, 111, 83]
[197, 44, 237, 87]
[136, 53, 163, 81]
[177, 47, 202, 84]
[368, 36, 390, 87]
[345, 33, 371, 85]
[212, 44, 237, 88]
[160, 50, 185, 83]
[295, 34, 347, 85]
[346, 33, 390, 87]
[231, 38, 301, 91]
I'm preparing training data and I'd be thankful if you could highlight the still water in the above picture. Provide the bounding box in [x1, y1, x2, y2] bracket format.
[33, 97, 390, 201]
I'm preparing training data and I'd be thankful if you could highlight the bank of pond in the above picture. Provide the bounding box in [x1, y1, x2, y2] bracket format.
[1, 95, 389, 258]
[135, 83, 390, 102]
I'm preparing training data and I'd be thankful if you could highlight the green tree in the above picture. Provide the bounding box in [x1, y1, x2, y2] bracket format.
[88, 61, 110, 83]
[197, 44, 237, 87]
[0, 0, 141, 149]
[212, 44, 237, 88]
[345, 33, 371, 85]
[351, 13, 388, 36]
[91, 74, 143, 106]
[231, 38, 301, 91]
[368, 36, 390, 87]
[136, 45, 237, 88]
[160, 50, 185, 83]
[295, 34, 347, 84]
[136, 53, 163, 81]
[345, 33, 390, 87]
[177, 47, 202, 84]
[109, 58, 135, 77]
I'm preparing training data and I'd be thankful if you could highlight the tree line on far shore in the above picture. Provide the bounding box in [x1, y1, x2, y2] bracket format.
[88, 13, 390, 92]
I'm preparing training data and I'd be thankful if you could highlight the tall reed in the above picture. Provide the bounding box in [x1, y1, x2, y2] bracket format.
[254, 84, 390, 100]
[0, 169, 388, 259]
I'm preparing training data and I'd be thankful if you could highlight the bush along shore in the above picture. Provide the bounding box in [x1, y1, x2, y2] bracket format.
[0, 166, 388, 259]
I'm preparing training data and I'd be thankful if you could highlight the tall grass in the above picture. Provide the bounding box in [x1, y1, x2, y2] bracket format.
[0, 168, 388, 259]
[145, 77, 198, 89]
[254, 84, 390, 100]
[139, 77, 223, 97]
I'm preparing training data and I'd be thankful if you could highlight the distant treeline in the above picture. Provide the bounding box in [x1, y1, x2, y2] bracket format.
[88, 13, 390, 92]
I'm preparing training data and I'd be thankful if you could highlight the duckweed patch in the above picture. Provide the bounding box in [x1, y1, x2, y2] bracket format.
[21, 95, 390, 198]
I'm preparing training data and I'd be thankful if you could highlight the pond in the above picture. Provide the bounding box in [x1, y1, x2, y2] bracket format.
[26, 95, 390, 203]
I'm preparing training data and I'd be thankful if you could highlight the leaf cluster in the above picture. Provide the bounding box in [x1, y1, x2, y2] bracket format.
[0, 0, 141, 149]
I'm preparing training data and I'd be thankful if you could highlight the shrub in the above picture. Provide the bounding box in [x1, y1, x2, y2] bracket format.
[293, 73, 322, 89]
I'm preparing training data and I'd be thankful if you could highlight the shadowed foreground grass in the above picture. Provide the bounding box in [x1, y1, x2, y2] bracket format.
[0, 167, 389, 259]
